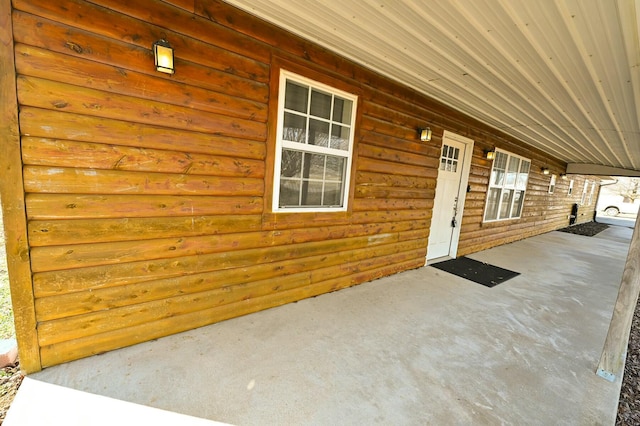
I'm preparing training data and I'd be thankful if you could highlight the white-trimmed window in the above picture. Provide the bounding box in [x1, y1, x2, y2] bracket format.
[548, 174, 557, 194]
[484, 149, 531, 222]
[568, 179, 574, 195]
[581, 180, 589, 205]
[588, 181, 596, 205]
[273, 71, 357, 212]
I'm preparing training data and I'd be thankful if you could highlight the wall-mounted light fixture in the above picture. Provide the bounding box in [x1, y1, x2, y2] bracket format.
[541, 167, 550, 175]
[484, 149, 495, 160]
[418, 127, 432, 142]
[153, 39, 174, 74]
[560, 173, 568, 180]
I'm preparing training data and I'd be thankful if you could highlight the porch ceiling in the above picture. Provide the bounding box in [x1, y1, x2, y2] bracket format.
[224, 0, 640, 175]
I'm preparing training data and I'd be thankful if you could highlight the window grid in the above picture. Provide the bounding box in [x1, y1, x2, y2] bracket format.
[440, 144, 460, 173]
[581, 180, 589, 205]
[484, 149, 531, 222]
[548, 174, 557, 194]
[273, 71, 358, 212]
[588, 182, 596, 205]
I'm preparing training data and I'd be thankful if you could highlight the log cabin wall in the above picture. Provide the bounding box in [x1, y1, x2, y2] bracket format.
[5, 0, 599, 371]
[458, 141, 600, 256]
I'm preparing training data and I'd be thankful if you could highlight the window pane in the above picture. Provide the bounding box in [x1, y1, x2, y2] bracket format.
[499, 189, 514, 219]
[516, 160, 530, 190]
[333, 98, 353, 124]
[285, 82, 308, 113]
[494, 152, 508, 169]
[330, 124, 350, 151]
[492, 169, 505, 186]
[491, 152, 507, 186]
[325, 155, 345, 181]
[505, 157, 519, 187]
[279, 179, 301, 207]
[282, 113, 306, 143]
[308, 119, 329, 147]
[548, 175, 556, 194]
[302, 181, 323, 206]
[511, 191, 524, 217]
[280, 149, 302, 178]
[485, 188, 500, 221]
[310, 89, 332, 119]
[304, 152, 325, 180]
[323, 182, 342, 206]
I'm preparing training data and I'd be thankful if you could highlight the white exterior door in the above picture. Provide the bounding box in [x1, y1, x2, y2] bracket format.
[427, 131, 474, 262]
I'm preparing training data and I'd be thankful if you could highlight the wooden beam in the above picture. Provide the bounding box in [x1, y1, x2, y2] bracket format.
[596, 219, 640, 381]
[0, 0, 41, 372]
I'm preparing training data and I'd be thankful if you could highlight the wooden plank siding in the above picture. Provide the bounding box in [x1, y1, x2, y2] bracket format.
[5, 0, 600, 371]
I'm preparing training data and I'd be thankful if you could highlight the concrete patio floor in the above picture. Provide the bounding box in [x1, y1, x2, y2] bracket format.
[6, 225, 635, 425]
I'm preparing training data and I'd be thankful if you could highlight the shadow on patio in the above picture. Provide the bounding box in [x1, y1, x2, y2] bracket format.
[6, 225, 634, 425]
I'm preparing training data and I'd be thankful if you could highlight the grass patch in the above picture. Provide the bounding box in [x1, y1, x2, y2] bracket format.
[0, 276, 13, 340]
[0, 204, 14, 340]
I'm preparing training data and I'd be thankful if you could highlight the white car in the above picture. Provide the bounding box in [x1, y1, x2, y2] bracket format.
[598, 197, 640, 216]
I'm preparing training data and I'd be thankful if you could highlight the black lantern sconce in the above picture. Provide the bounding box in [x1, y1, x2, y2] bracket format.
[153, 39, 174, 74]
[484, 149, 495, 160]
[418, 127, 432, 142]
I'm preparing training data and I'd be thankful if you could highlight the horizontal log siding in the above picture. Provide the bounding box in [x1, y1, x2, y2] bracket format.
[12, 0, 430, 368]
[456, 144, 600, 256]
[10, 0, 599, 369]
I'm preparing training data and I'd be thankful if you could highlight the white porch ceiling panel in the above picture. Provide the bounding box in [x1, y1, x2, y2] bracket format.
[224, 0, 640, 173]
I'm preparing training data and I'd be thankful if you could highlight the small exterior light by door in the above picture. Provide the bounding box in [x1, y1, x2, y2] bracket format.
[418, 127, 432, 142]
[153, 39, 174, 74]
[541, 167, 550, 175]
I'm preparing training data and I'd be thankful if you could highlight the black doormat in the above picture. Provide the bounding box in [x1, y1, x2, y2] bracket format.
[430, 257, 520, 288]
[557, 221, 609, 237]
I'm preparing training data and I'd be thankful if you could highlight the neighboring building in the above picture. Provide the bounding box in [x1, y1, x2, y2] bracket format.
[0, 0, 600, 372]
